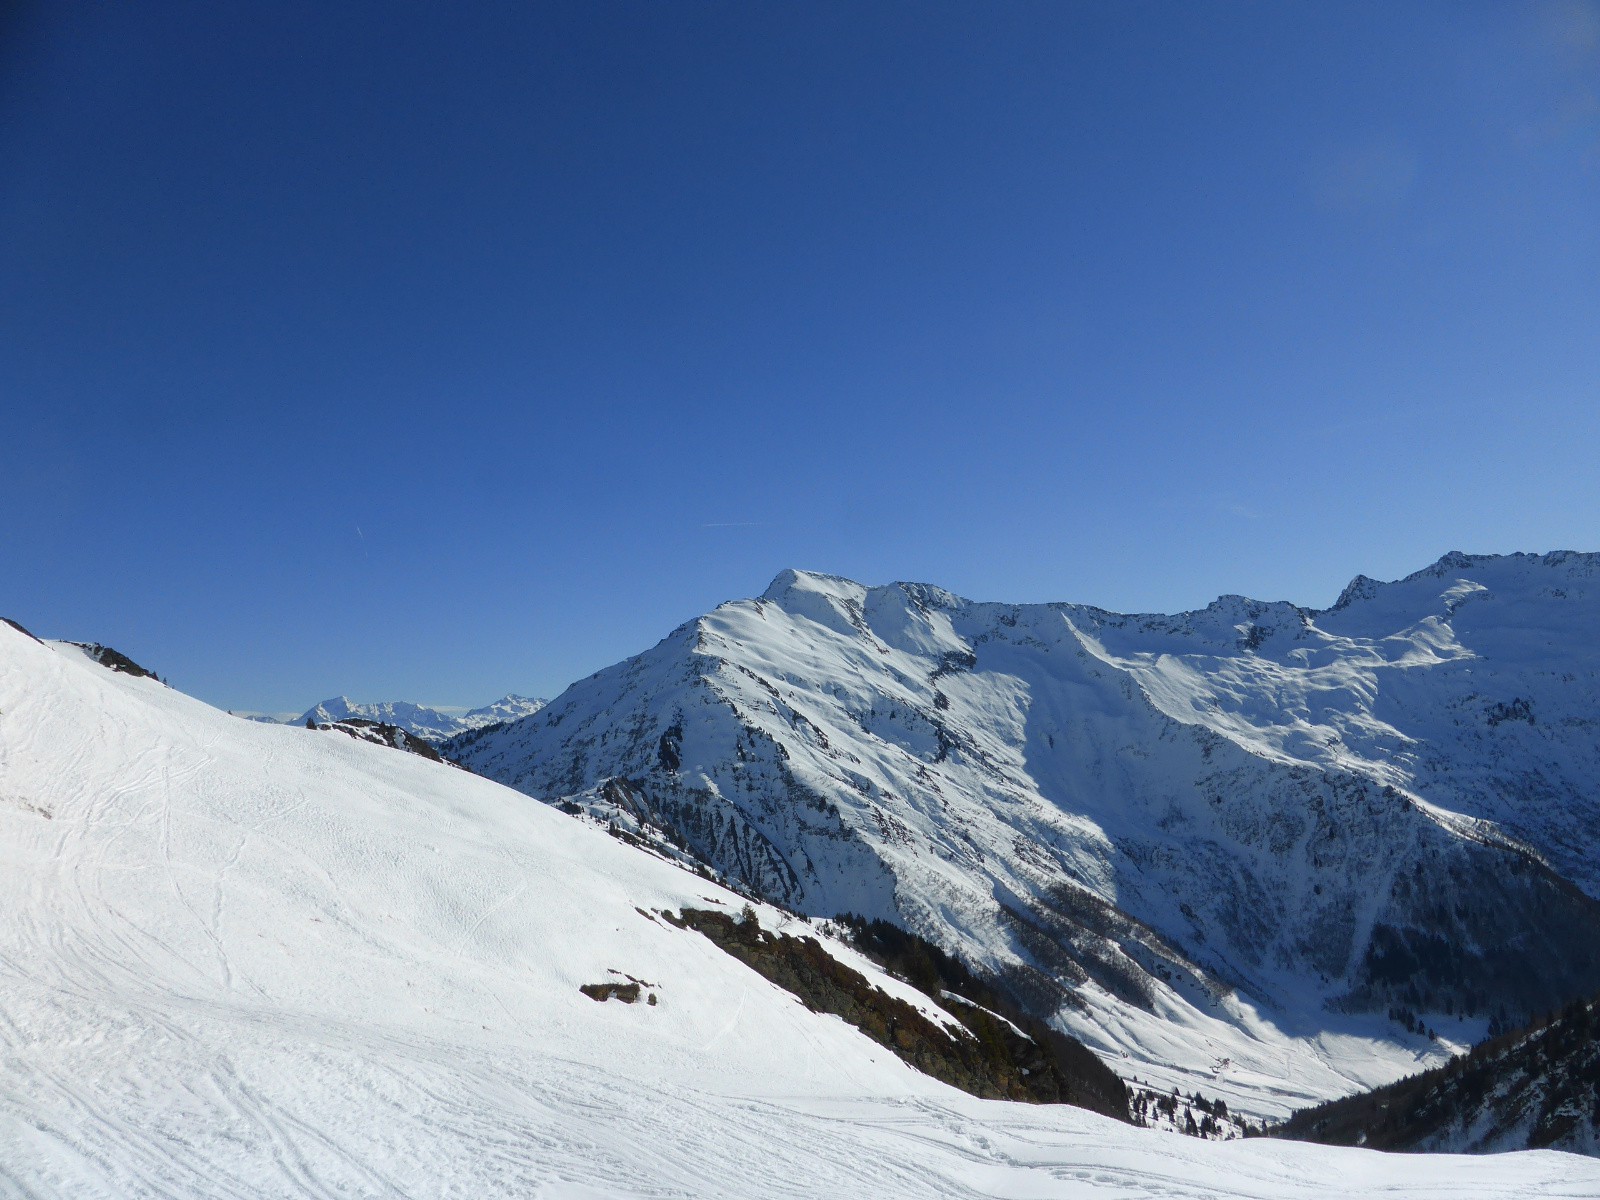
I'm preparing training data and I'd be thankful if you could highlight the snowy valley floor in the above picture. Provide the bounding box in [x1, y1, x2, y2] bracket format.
[1, 624, 1597, 1198]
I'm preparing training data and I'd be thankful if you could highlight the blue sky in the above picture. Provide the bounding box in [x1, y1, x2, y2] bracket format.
[3, 1, 1597, 712]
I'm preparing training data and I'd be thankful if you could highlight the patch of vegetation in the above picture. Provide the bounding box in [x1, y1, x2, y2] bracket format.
[1274, 991, 1600, 1152]
[668, 906, 1129, 1121]
[831, 911, 1130, 1119]
[1128, 1083, 1261, 1140]
[1339, 859, 1600, 1027]
[439, 717, 514, 755]
[930, 648, 977, 679]
[657, 722, 683, 772]
[1485, 697, 1535, 726]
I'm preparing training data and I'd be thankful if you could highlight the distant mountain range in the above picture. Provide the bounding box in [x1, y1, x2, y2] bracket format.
[284, 694, 546, 741]
[444, 551, 1600, 1123]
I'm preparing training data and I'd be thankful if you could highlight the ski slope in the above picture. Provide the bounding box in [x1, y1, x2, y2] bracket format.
[0, 622, 1595, 1197]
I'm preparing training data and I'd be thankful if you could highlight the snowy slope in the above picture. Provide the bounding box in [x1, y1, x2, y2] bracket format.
[0, 624, 1570, 1193]
[446, 552, 1600, 1122]
[4, 623, 1599, 1196]
[291, 693, 545, 740]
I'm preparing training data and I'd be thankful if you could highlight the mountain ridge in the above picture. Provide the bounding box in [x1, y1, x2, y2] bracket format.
[445, 551, 1600, 1121]
[291, 693, 546, 740]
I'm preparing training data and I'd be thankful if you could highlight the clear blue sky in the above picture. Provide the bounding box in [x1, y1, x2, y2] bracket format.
[3, 1, 1596, 712]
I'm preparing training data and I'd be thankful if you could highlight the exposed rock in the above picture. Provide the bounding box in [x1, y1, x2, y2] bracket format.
[311, 718, 445, 763]
[669, 907, 1129, 1120]
[67, 642, 159, 680]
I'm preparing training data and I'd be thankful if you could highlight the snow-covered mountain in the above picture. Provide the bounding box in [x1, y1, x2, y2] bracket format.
[445, 551, 1600, 1122]
[10, 622, 1593, 1195]
[291, 693, 545, 740]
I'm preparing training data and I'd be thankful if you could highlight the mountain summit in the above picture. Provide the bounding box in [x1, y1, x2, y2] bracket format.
[446, 551, 1600, 1120]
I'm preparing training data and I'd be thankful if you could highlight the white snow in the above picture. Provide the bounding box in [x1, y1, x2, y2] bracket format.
[2, 621, 1597, 1195]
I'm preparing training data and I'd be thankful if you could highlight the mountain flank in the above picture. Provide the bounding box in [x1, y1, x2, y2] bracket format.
[444, 551, 1600, 1120]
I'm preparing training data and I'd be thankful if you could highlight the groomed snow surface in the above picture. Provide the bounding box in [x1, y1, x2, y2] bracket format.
[0, 625, 1595, 1197]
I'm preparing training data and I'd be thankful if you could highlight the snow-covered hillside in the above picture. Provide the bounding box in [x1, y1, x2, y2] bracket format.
[291, 693, 545, 740]
[1280, 990, 1600, 1155]
[446, 551, 1600, 1123]
[9, 622, 1595, 1195]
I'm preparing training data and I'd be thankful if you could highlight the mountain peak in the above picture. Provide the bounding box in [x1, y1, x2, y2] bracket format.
[1329, 574, 1383, 612]
[761, 568, 864, 601]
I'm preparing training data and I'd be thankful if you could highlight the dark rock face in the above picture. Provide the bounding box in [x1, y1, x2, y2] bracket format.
[579, 981, 642, 1004]
[656, 723, 682, 772]
[311, 718, 445, 763]
[68, 642, 158, 680]
[669, 907, 1129, 1121]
